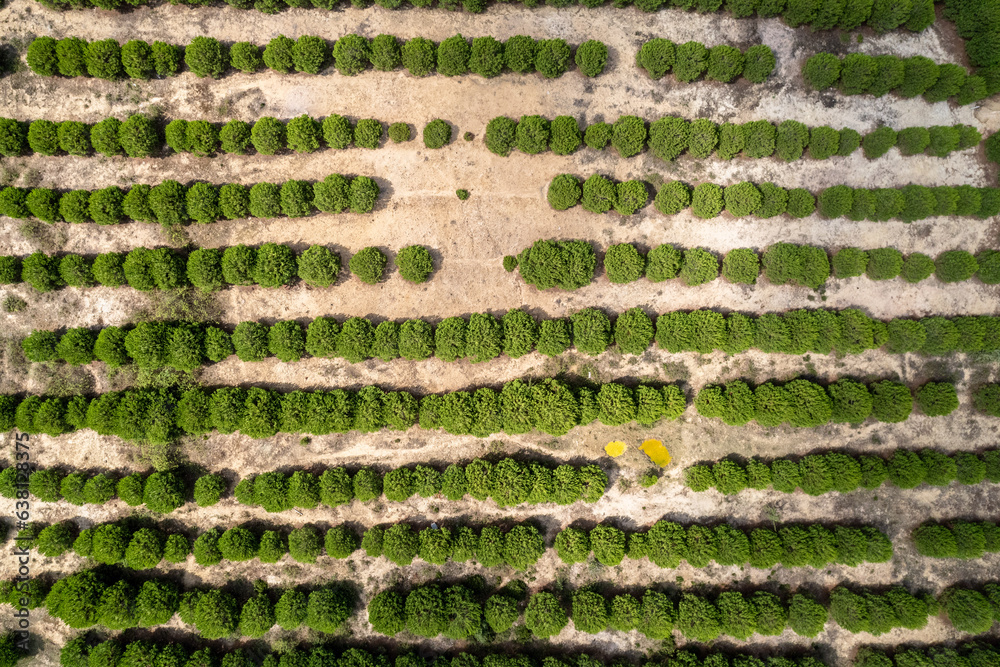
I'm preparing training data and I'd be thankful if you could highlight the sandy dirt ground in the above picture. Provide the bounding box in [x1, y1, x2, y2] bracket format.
[0, 0, 999, 664]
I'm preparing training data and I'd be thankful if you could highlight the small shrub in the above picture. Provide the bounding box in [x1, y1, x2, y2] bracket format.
[395, 245, 433, 284]
[388, 122, 410, 143]
[423, 119, 452, 148]
[575, 40, 608, 77]
[350, 247, 388, 284]
[185, 37, 226, 78]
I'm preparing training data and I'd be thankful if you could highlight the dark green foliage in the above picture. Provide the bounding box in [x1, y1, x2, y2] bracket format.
[549, 116, 582, 155]
[423, 119, 451, 148]
[547, 174, 582, 210]
[526, 592, 567, 638]
[636, 39, 675, 79]
[437, 35, 470, 77]
[85, 39, 122, 80]
[648, 116, 689, 161]
[485, 116, 517, 156]
[250, 117, 285, 156]
[863, 126, 896, 159]
[615, 180, 648, 215]
[674, 41, 708, 82]
[924, 63, 967, 103]
[293, 35, 328, 74]
[402, 37, 436, 77]
[230, 42, 262, 73]
[185, 37, 226, 78]
[692, 183, 724, 218]
[581, 174, 616, 213]
[535, 39, 571, 78]
[468, 36, 503, 78]
[349, 247, 387, 284]
[722, 249, 759, 284]
[803, 52, 841, 89]
[707, 44, 744, 82]
[915, 382, 958, 417]
[611, 116, 647, 158]
[90, 118, 122, 157]
[936, 250, 978, 283]
[743, 44, 776, 82]
[655, 180, 692, 215]
[724, 181, 762, 217]
[219, 120, 251, 154]
[575, 40, 608, 77]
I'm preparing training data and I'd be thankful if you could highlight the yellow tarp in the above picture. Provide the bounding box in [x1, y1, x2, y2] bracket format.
[604, 441, 627, 457]
[640, 439, 671, 467]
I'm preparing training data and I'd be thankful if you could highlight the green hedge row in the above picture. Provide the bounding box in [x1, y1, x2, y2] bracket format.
[0, 113, 412, 158]
[25, 34, 607, 80]
[2, 568, 353, 639]
[369, 581, 944, 641]
[515, 240, 1000, 291]
[0, 174, 379, 225]
[27, 308, 1000, 372]
[855, 641, 1000, 667]
[684, 448, 1000, 495]
[59, 641, 827, 667]
[634, 40, 774, 83]
[913, 520, 1000, 559]
[235, 459, 606, 511]
[803, 52, 991, 105]
[16, 517, 558, 571]
[2, 378, 685, 444]
[547, 174, 1000, 220]
[0, 467, 190, 510]
[554, 520, 891, 569]
[695, 378, 957, 427]
[0, 243, 432, 293]
[39, 514, 886, 573]
[4, 457, 604, 509]
[486, 113, 979, 160]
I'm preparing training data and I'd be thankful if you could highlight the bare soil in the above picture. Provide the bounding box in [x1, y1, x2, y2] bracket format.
[0, 0, 999, 665]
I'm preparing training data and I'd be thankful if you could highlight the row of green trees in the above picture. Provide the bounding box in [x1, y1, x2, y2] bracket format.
[235, 459, 606, 511]
[685, 448, 1000, 495]
[0, 113, 413, 158]
[2, 243, 427, 294]
[6, 457, 606, 509]
[855, 641, 1000, 667]
[803, 52, 989, 105]
[0, 467, 189, 511]
[27, 307, 1000, 372]
[58, 640, 827, 667]
[25, 34, 608, 80]
[913, 521, 1000, 560]
[2, 377, 686, 443]
[695, 378, 957, 428]
[485, 113, 979, 160]
[516, 240, 999, 291]
[547, 174, 1000, 221]
[34, 513, 889, 573]
[0, 174, 380, 225]
[20, 517, 549, 570]
[368, 580, 996, 641]
[12, 569, 353, 638]
[554, 520, 891, 569]
[6, 378, 985, 443]
[634, 40, 774, 83]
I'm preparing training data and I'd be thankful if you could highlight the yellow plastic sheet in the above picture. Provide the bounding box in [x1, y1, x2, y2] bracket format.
[640, 439, 671, 467]
[604, 441, 627, 457]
